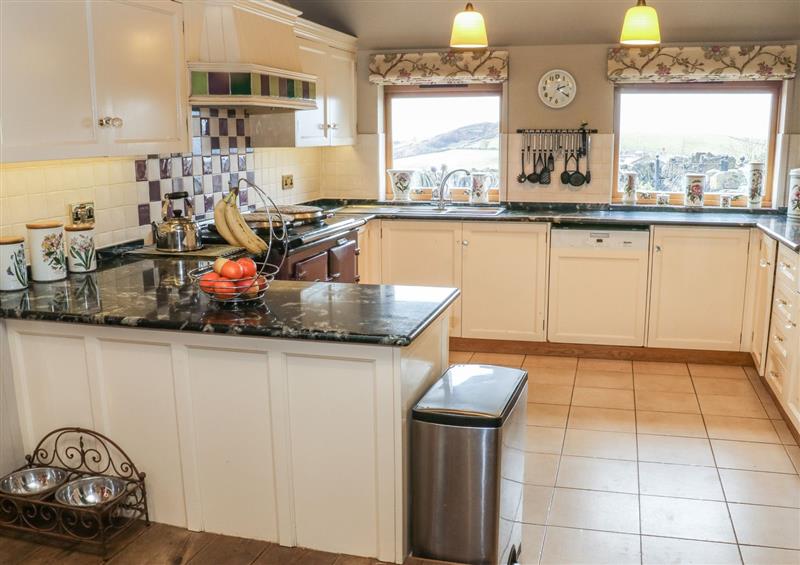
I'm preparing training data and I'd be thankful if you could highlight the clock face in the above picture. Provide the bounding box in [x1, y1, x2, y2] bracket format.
[538, 69, 577, 108]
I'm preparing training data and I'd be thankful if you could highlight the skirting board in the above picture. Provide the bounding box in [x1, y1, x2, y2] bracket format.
[450, 338, 755, 367]
[756, 373, 800, 445]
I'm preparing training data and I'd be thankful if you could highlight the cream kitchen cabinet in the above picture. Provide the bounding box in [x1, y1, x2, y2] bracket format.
[749, 231, 778, 375]
[0, 0, 186, 162]
[357, 220, 382, 284]
[380, 220, 463, 336]
[647, 226, 750, 351]
[461, 222, 548, 341]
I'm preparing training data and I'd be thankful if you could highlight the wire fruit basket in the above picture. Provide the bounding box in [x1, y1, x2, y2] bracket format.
[190, 178, 287, 306]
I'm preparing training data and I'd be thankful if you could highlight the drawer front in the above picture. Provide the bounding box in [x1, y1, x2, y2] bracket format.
[772, 281, 800, 326]
[776, 245, 800, 290]
[769, 316, 796, 364]
[765, 348, 789, 399]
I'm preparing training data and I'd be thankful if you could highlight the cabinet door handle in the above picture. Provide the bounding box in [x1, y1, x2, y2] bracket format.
[769, 370, 780, 381]
[760, 258, 771, 268]
[785, 320, 797, 329]
[780, 261, 794, 271]
[111, 117, 123, 128]
[777, 298, 790, 308]
[655, 245, 662, 252]
[98, 116, 112, 127]
[462, 240, 469, 246]
[773, 335, 784, 343]
[317, 123, 326, 130]
[329, 123, 338, 130]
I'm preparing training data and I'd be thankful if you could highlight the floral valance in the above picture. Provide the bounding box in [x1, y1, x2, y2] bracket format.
[607, 44, 797, 83]
[369, 50, 508, 85]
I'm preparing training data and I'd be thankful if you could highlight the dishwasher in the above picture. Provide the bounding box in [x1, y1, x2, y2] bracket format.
[548, 225, 650, 346]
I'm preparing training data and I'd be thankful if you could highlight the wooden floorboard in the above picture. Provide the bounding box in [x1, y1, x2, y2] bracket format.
[185, 533, 270, 565]
[450, 337, 755, 365]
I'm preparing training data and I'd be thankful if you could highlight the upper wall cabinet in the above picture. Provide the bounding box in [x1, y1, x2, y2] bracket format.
[0, 0, 186, 163]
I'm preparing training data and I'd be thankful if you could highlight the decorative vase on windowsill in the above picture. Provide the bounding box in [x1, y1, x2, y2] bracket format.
[684, 174, 705, 207]
[387, 169, 415, 201]
[748, 162, 765, 209]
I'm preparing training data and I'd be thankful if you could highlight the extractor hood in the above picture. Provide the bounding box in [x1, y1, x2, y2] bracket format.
[184, 0, 317, 112]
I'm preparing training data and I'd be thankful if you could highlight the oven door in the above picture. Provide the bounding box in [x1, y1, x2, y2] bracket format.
[293, 251, 329, 282]
[328, 238, 359, 283]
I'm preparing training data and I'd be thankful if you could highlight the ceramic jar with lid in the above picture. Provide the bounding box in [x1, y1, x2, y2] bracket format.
[65, 224, 97, 273]
[748, 162, 765, 208]
[0, 236, 28, 291]
[787, 168, 800, 219]
[26, 221, 66, 282]
[684, 174, 705, 207]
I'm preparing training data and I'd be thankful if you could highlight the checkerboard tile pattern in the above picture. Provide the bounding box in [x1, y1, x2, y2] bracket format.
[134, 107, 255, 227]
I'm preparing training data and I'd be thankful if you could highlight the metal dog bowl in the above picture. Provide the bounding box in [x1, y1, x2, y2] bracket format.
[0, 467, 68, 497]
[55, 476, 127, 507]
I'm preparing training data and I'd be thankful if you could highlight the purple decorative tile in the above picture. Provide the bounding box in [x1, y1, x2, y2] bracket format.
[159, 158, 172, 179]
[221, 155, 230, 173]
[172, 177, 183, 191]
[204, 194, 214, 212]
[219, 119, 229, 136]
[138, 203, 151, 226]
[230, 172, 239, 185]
[182, 156, 193, 176]
[211, 137, 220, 152]
[148, 180, 161, 202]
[200, 118, 210, 136]
[239, 189, 248, 205]
[202, 156, 212, 175]
[212, 175, 222, 193]
[228, 109, 236, 118]
[238, 155, 247, 171]
[193, 176, 203, 195]
[209, 108, 218, 117]
[236, 119, 245, 136]
[228, 137, 237, 152]
[208, 72, 230, 95]
[135, 159, 147, 182]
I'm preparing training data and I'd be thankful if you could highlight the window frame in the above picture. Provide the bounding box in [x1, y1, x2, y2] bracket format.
[383, 83, 503, 201]
[613, 81, 781, 207]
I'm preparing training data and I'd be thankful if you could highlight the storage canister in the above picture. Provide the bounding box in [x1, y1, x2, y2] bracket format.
[788, 168, 800, 219]
[748, 162, 765, 208]
[0, 236, 28, 291]
[26, 221, 67, 282]
[684, 174, 705, 207]
[65, 224, 96, 273]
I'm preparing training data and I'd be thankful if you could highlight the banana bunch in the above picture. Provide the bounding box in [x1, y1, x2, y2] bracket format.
[214, 191, 268, 255]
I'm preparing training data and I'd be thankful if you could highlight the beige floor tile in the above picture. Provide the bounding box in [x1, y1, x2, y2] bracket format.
[639, 461, 724, 500]
[528, 383, 573, 405]
[540, 526, 640, 565]
[636, 411, 707, 438]
[556, 455, 638, 493]
[641, 536, 741, 564]
[729, 503, 800, 549]
[739, 545, 800, 565]
[521, 484, 554, 525]
[692, 376, 757, 397]
[523, 452, 560, 486]
[562, 428, 638, 460]
[758, 393, 783, 419]
[634, 373, 695, 393]
[773, 420, 800, 446]
[470, 352, 524, 368]
[688, 364, 748, 379]
[787, 446, 800, 473]
[711, 439, 796, 473]
[523, 355, 578, 370]
[638, 434, 715, 466]
[578, 358, 633, 373]
[634, 360, 690, 376]
[448, 351, 473, 364]
[697, 394, 767, 418]
[575, 370, 634, 390]
[640, 496, 735, 542]
[518, 524, 545, 565]
[704, 415, 782, 443]
[526, 366, 576, 386]
[524, 426, 565, 454]
[719, 468, 800, 507]
[526, 403, 570, 427]
[547, 488, 640, 534]
[636, 390, 700, 414]
[568, 406, 636, 433]
[572, 386, 635, 410]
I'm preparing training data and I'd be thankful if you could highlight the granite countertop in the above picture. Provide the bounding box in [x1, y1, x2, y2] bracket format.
[329, 202, 800, 251]
[0, 255, 459, 346]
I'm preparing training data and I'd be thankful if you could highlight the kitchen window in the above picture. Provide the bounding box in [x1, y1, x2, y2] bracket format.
[384, 84, 502, 201]
[614, 83, 780, 206]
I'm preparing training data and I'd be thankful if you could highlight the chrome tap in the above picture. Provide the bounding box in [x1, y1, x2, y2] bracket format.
[436, 169, 470, 209]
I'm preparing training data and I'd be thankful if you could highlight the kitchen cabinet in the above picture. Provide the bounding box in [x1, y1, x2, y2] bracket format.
[461, 222, 548, 341]
[0, 0, 186, 162]
[325, 47, 357, 145]
[647, 226, 750, 351]
[380, 220, 463, 336]
[750, 231, 778, 375]
[294, 39, 330, 147]
[357, 220, 382, 284]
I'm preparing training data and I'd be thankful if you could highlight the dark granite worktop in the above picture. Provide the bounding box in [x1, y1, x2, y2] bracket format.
[321, 200, 800, 251]
[0, 254, 459, 346]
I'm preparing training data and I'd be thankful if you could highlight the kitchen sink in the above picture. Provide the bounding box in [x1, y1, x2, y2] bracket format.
[441, 206, 505, 216]
[342, 205, 505, 217]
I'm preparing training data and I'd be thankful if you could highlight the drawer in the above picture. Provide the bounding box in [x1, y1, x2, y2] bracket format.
[765, 348, 790, 399]
[769, 315, 797, 364]
[776, 245, 800, 290]
[773, 281, 800, 324]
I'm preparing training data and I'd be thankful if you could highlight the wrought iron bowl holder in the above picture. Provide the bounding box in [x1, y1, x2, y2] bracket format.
[0, 427, 149, 557]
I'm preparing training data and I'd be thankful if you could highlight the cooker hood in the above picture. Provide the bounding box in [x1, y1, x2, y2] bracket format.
[184, 1, 317, 112]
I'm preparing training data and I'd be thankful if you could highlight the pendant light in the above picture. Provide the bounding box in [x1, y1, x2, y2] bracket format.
[620, 0, 661, 46]
[450, 3, 488, 49]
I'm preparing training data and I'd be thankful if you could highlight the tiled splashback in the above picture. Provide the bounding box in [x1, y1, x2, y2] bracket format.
[0, 107, 323, 250]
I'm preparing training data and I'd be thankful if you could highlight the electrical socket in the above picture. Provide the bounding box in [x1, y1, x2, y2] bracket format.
[282, 174, 294, 190]
[69, 201, 95, 225]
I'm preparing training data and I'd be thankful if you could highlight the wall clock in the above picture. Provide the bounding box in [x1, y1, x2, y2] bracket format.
[538, 69, 577, 108]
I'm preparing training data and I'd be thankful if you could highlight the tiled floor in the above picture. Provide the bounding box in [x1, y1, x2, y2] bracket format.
[452, 351, 800, 565]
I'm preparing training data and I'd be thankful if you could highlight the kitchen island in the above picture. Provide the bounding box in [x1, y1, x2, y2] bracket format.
[0, 254, 458, 563]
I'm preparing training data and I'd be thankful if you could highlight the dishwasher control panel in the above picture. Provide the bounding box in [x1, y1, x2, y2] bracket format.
[551, 228, 650, 250]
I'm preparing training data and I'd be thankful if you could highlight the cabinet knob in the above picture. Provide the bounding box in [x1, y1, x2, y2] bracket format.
[462, 240, 469, 246]
[655, 245, 662, 252]
[769, 370, 780, 380]
[780, 261, 794, 271]
[317, 123, 326, 130]
[329, 122, 338, 130]
[774, 335, 784, 343]
[760, 258, 771, 268]
[98, 116, 112, 127]
[111, 117, 123, 128]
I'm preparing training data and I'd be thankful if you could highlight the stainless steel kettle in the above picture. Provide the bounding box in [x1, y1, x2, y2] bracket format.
[151, 191, 203, 252]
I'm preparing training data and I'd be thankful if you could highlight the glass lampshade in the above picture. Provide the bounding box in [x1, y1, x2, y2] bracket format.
[450, 3, 488, 49]
[620, 0, 661, 46]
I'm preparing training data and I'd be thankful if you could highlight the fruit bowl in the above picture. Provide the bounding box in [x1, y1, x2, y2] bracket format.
[190, 258, 279, 305]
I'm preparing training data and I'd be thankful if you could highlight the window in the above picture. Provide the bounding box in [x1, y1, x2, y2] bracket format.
[384, 85, 501, 200]
[615, 83, 779, 206]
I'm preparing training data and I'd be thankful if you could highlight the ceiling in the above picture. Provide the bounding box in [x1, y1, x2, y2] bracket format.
[287, 0, 800, 50]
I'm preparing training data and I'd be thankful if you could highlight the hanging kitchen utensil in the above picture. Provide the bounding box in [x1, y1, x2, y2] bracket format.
[569, 134, 586, 187]
[584, 130, 592, 184]
[517, 147, 527, 183]
[547, 134, 556, 172]
[560, 135, 573, 184]
[539, 135, 552, 185]
[527, 133, 540, 183]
